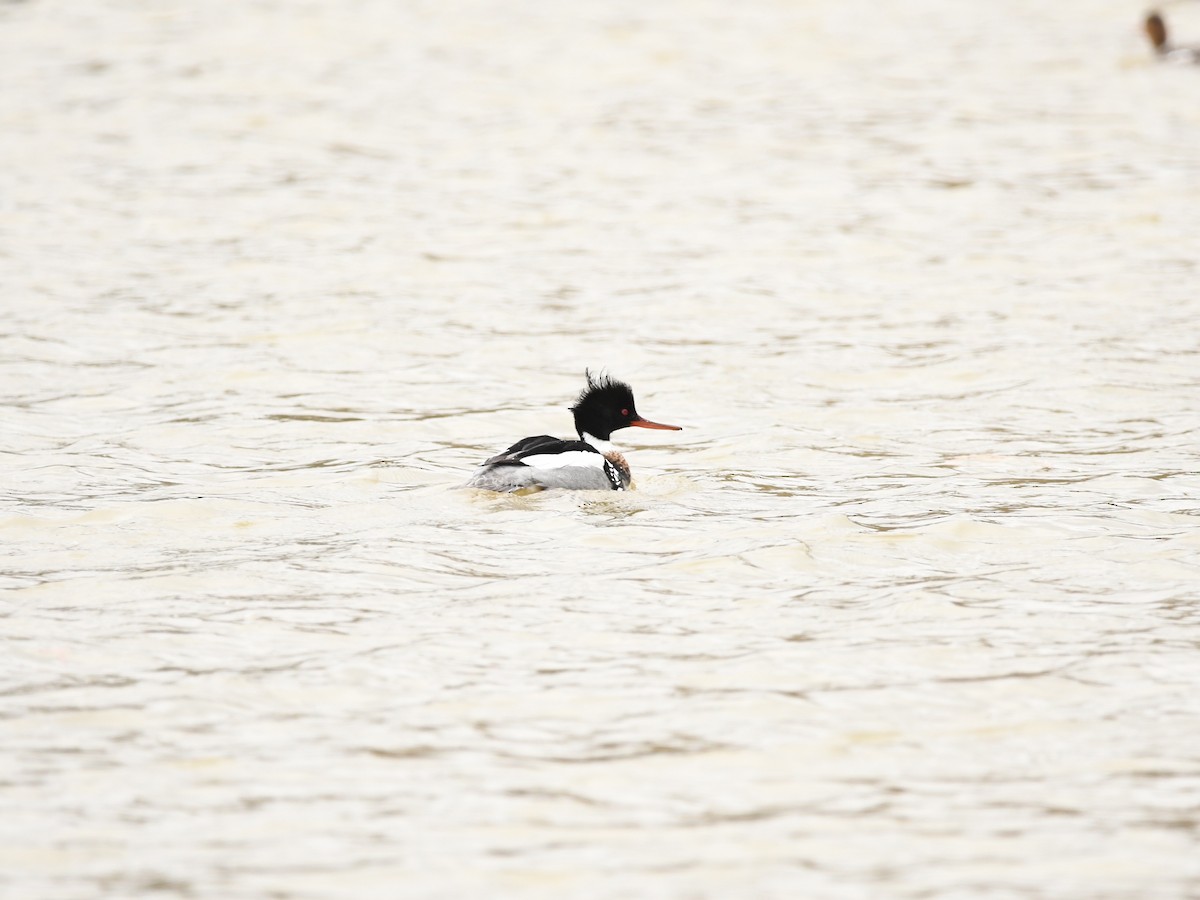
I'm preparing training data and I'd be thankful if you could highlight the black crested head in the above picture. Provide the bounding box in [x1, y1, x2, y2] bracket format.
[569, 370, 683, 441]
[569, 370, 638, 440]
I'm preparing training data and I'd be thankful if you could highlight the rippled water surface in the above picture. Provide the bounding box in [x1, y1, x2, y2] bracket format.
[4, 0, 1200, 897]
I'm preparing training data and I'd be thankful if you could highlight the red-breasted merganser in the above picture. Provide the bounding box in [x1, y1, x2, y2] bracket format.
[1145, 10, 1200, 62]
[464, 372, 682, 493]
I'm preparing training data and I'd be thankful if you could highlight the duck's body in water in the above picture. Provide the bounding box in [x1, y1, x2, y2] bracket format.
[464, 372, 682, 493]
[1145, 10, 1200, 63]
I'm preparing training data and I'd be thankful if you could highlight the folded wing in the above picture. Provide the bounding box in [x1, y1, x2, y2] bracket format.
[466, 437, 624, 492]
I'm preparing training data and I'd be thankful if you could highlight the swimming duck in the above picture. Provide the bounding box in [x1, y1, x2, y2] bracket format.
[464, 372, 681, 493]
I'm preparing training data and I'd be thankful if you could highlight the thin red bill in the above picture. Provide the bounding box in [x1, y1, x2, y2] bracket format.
[630, 417, 682, 431]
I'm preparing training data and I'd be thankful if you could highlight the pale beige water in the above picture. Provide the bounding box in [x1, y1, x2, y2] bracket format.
[3, 0, 1200, 897]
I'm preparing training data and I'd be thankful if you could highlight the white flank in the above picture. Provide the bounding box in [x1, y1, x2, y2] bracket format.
[520, 450, 605, 470]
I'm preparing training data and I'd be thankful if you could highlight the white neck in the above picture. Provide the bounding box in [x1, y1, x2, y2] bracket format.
[582, 432, 617, 454]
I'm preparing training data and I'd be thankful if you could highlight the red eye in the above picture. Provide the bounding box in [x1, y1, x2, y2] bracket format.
[621, 408, 629, 416]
